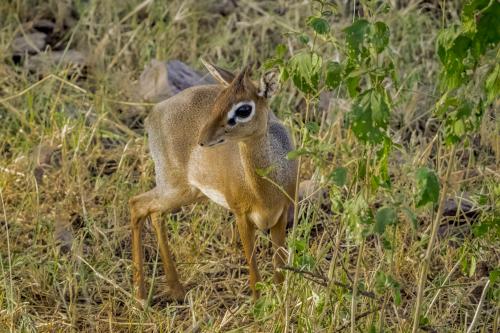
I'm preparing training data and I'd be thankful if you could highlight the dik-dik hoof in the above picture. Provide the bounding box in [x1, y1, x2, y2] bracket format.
[167, 285, 186, 302]
[252, 289, 261, 301]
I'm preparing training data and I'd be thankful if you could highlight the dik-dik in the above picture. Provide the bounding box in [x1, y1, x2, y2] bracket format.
[129, 61, 297, 301]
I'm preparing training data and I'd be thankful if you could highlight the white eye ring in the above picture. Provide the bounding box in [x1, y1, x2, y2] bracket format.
[227, 100, 255, 124]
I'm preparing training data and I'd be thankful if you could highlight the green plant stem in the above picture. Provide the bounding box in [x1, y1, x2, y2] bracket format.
[377, 293, 389, 332]
[351, 239, 366, 333]
[284, 96, 312, 333]
[411, 144, 457, 333]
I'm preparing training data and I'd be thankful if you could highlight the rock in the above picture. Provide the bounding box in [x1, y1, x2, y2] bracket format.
[138, 59, 214, 102]
[210, 0, 238, 16]
[167, 60, 214, 94]
[138, 59, 170, 102]
[12, 32, 47, 54]
[438, 196, 481, 239]
[442, 197, 480, 222]
[32, 19, 56, 34]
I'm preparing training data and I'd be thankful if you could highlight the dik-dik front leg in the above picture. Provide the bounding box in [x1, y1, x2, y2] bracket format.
[129, 188, 192, 302]
[236, 215, 261, 300]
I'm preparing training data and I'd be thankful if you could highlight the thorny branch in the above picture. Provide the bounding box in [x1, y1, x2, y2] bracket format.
[281, 265, 376, 299]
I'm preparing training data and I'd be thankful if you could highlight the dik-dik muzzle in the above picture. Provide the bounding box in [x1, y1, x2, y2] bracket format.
[198, 118, 227, 147]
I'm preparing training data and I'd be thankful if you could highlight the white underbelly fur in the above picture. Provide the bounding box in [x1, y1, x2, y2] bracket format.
[188, 148, 230, 209]
[189, 178, 230, 209]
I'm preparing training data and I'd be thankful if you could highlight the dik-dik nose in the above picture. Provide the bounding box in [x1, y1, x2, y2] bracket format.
[197, 136, 207, 147]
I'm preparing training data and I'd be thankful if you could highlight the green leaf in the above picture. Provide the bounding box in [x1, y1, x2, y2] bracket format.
[469, 256, 477, 277]
[287, 148, 308, 160]
[454, 118, 465, 137]
[347, 90, 390, 144]
[485, 63, 500, 104]
[374, 271, 401, 305]
[472, 214, 500, 238]
[393, 288, 402, 306]
[255, 165, 276, 177]
[419, 316, 430, 326]
[275, 43, 287, 59]
[289, 52, 322, 94]
[474, 2, 500, 51]
[346, 75, 361, 97]
[374, 206, 396, 234]
[263, 58, 283, 70]
[439, 99, 481, 145]
[298, 34, 310, 45]
[325, 61, 342, 90]
[490, 269, 500, 285]
[344, 19, 370, 56]
[371, 21, 390, 53]
[415, 168, 440, 208]
[307, 16, 330, 35]
[305, 121, 320, 134]
[292, 238, 307, 253]
[375, 137, 392, 188]
[330, 167, 348, 187]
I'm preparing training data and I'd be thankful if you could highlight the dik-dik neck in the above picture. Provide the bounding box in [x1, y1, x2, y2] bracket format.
[238, 132, 276, 200]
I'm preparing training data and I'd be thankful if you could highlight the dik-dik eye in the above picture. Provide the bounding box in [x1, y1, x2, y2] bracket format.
[227, 100, 255, 125]
[235, 104, 252, 118]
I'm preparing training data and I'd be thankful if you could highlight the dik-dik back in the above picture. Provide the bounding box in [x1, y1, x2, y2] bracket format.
[129, 61, 296, 301]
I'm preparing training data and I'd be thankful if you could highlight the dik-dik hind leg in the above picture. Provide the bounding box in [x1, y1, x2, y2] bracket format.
[236, 215, 261, 300]
[271, 208, 288, 284]
[150, 212, 185, 301]
[129, 188, 196, 301]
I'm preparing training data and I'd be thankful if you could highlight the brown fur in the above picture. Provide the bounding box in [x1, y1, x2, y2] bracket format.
[129, 62, 297, 302]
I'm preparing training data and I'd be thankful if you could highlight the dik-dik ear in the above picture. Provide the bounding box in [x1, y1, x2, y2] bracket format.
[258, 70, 280, 98]
[201, 58, 235, 86]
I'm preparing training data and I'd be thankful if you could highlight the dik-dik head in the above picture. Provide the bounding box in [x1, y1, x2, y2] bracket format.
[198, 60, 279, 147]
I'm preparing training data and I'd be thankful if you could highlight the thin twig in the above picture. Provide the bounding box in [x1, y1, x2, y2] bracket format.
[281, 265, 376, 299]
[466, 279, 491, 333]
[334, 305, 382, 332]
[76, 255, 146, 309]
[425, 250, 467, 316]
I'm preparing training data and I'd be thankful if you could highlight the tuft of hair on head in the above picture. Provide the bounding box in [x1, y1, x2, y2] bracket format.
[258, 70, 280, 98]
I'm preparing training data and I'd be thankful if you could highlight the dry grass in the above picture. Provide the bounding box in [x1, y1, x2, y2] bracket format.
[0, 0, 499, 332]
